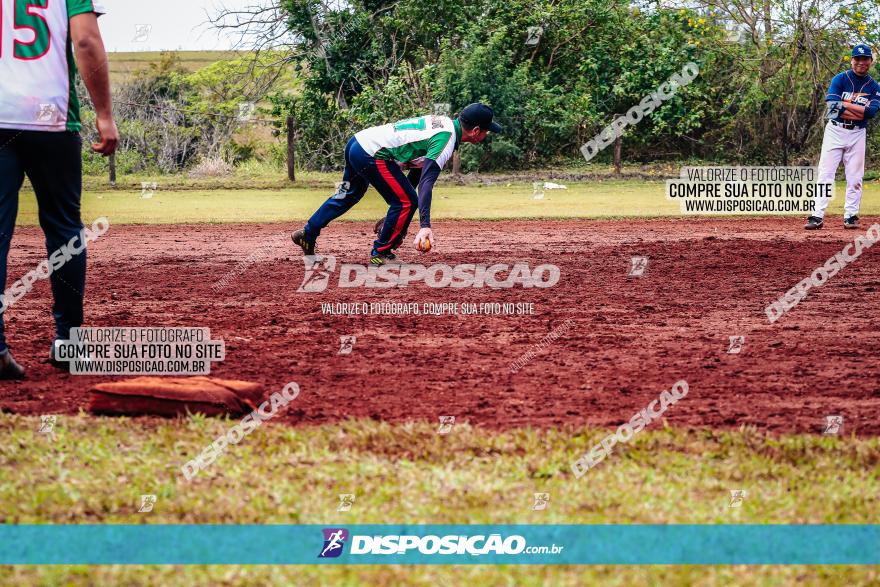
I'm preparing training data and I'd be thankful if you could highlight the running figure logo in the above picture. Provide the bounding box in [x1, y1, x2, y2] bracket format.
[331, 181, 350, 200]
[237, 102, 256, 122]
[140, 182, 157, 199]
[132, 24, 152, 43]
[824, 100, 844, 120]
[823, 415, 843, 435]
[532, 181, 545, 200]
[728, 490, 746, 508]
[138, 495, 157, 513]
[727, 335, 745, 354]
[318, 528, 349, 558]
[337, 494, 356, 512]
[437, 416, 456, 434]
[298, 255, 337, 293]
[39, 415, 57, 436]
[339, 336, 356, 355]
[525, 26, 543, 46]
[629, 256, 649, 277]
[532, 493, 550, 511]
[36, 104, 58, 123]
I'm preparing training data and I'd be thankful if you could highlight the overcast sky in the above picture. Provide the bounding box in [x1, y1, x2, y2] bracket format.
[99, 0, 263, 52]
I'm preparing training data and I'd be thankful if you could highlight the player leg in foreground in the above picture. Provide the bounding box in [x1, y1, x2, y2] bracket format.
[0, 7, 117, 378]
[806, 44, 879, 230]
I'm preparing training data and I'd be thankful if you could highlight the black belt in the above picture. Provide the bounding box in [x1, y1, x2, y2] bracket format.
[830, 120, 859, 130]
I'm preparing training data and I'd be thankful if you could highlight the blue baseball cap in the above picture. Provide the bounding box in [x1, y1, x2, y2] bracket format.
[852, 44, 873, 58]
[459, 103, 502, 133]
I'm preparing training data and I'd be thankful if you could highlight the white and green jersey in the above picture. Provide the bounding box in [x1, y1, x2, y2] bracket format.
[0, 0, 105, 132]
[355, 115, 462, 170]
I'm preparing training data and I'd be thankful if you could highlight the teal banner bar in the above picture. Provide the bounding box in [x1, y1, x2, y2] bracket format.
[1, 525, 877, 565]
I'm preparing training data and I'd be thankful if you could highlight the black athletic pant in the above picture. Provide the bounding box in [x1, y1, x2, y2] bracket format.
[0, 130, 86, 353]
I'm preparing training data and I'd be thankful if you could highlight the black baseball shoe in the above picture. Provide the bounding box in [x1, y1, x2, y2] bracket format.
[49, 339, 91, 371]
[0, 350, 25, 380]
[49, 340, 67, 370]
[291, 229, 315, 255]
[804, 216, 824, 230]
[369, 251, 397, 266]
[844, 215, 860, 229]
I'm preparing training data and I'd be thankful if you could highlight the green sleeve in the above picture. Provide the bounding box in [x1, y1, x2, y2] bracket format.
[425, 131, 452, 160]
[68, 0, 103, 19]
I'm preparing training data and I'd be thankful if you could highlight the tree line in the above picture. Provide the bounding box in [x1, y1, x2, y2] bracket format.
[84, 0, 880, 174]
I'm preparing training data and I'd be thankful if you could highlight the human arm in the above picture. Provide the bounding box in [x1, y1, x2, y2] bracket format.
[840, 104, 866, 121]
[862, 85, 880, 120]
[411, 160, 441, 249]
[412, 130, 455, 248]
[415, 159, 441, 229]
[839, 98, 880, 121]
[69, 13, 118, 155]
[824, 75, 847, 120]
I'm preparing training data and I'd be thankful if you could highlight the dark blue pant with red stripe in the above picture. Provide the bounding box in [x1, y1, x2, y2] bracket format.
[303, 137, 418, 255]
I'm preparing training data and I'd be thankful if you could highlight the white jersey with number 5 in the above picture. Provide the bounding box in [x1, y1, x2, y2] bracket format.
[0, 0, 106, 132]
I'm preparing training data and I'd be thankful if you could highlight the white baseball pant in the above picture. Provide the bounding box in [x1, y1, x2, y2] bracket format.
[812, 121, 866, 219]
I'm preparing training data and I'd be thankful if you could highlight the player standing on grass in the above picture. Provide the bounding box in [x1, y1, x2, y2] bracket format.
[805, 44, 880, 230]
[291, 103, 501, 265]
[0, 0, 118, 379]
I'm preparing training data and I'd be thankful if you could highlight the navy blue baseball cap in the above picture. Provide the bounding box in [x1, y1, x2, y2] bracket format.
[852, 44, 873, 58]
[459, 103, 502, 133]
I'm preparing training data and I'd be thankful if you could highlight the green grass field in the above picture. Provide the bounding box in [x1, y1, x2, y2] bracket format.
[4, 417, 878, 525]
[108, 51, 242, 84]
[1, 415, 878, 584]
[14, 168, 880, 225]
[2, 560, 876, 585]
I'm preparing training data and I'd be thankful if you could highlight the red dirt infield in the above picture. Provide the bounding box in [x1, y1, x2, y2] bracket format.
[2, 218, 879, 435]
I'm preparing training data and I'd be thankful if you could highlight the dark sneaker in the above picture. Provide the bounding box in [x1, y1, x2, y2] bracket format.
[291, 229, 315, 255]
[804, 216, 824, 230]
[844, 215, 860, 229]
[0, 351, 25, 380]
[370, 251, 397, 266]
[49, 340, 67, 370]
[50, 340, 92, 371]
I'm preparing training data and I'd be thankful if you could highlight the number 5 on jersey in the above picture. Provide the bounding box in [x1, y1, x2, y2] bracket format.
[1, 0, 52, 60]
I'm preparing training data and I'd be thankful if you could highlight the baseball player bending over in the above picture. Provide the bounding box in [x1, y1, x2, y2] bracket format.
[292, 103, 501, 265]
[806, 44, 880, 230]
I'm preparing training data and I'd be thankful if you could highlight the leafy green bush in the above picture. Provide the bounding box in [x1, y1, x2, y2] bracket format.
[79, 52, 287, 175]
[273, 0, 730, 171]
[77, 0, 880, 174]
